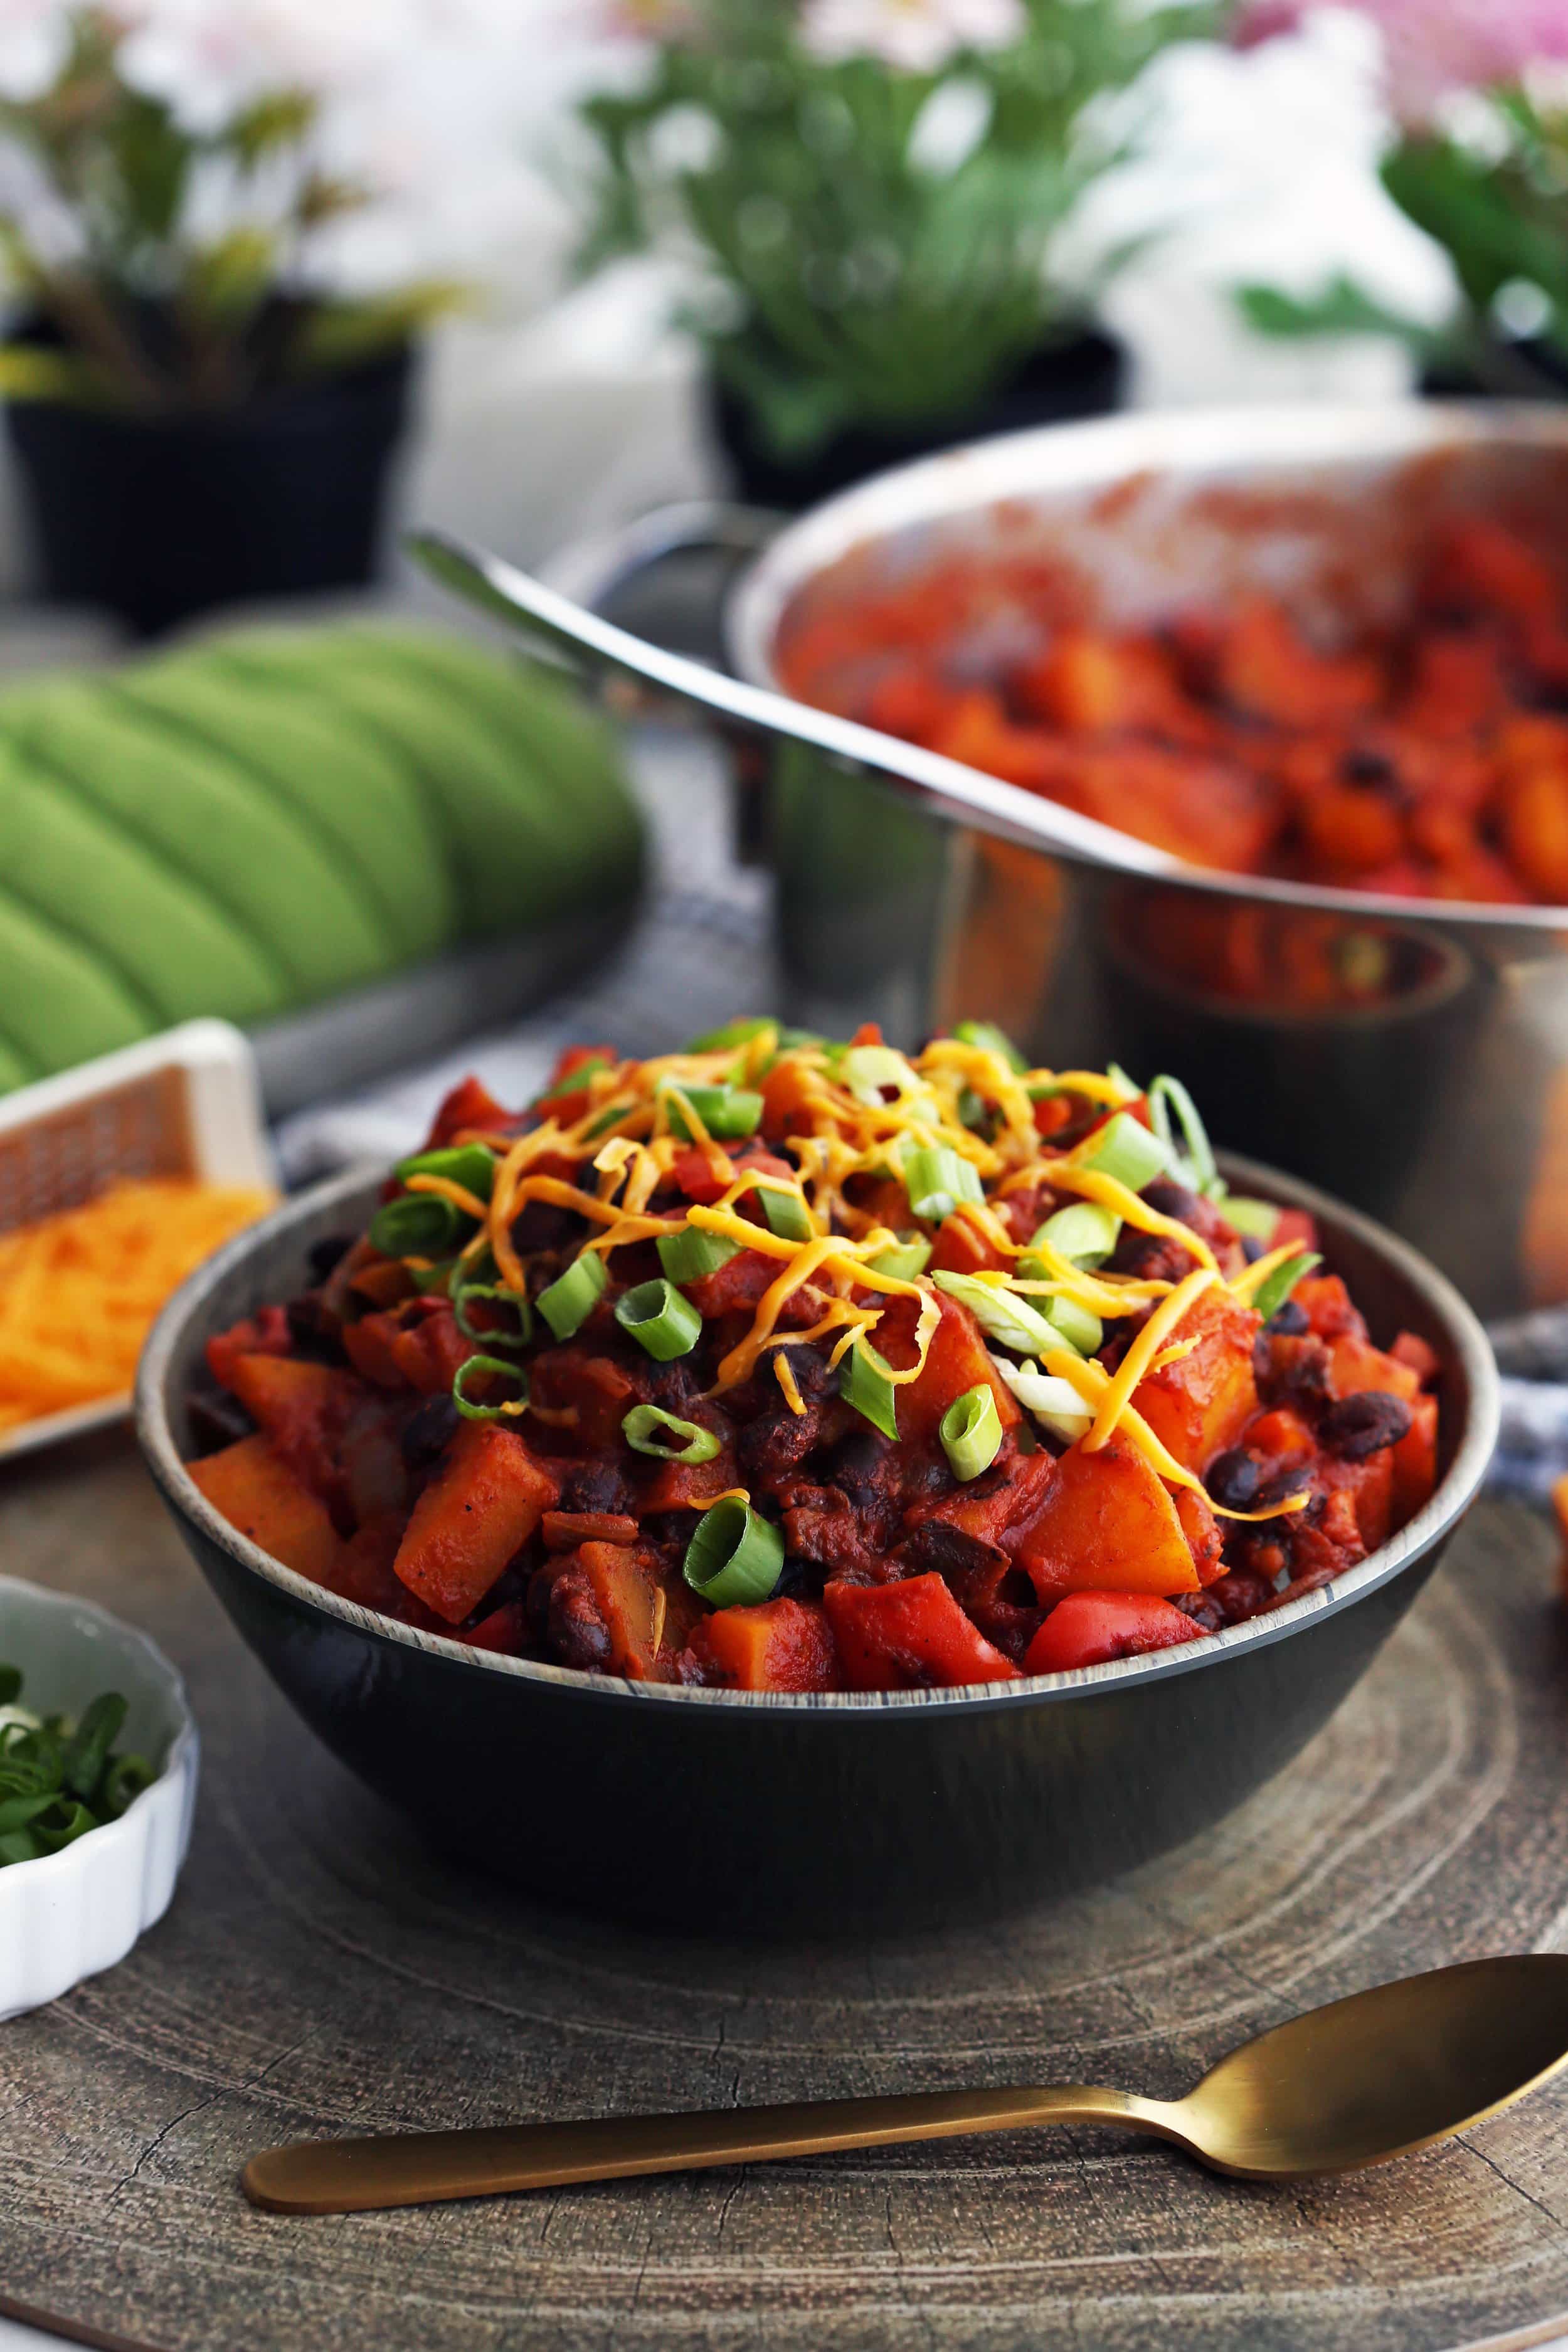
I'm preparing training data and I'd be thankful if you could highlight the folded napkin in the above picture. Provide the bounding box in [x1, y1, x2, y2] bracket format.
[1485, 1310, 1568, 1502]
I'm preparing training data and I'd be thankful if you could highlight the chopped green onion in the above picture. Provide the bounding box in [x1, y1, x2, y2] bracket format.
[1076, 1110, 1171, 1194]
[682, 1496, 785, 1609]
[1221, 1194, 1283, 1244]
[368, 1193, 467, 1261]
[622, 1404, 723, 1463]
[657, 1225, 742, 1285]
[953, 1020, 1027, 1072]
[1105, 1062, 1142, 1103]
[614, 1278, 702, 1360]
[35, 1797, 97, 1853]
[839, 1339, 900, 1440]
[536, 1054, 610, 1104]
[1148, 1075, 1218, 1195]
[758, 1183, 815, 1242]
[1253, 1251, 1322, 1322]
[842, 1044, 924, 1105]
[868, 1236, 933, 1282]
[681, 1016, 778, 1052]
[940, 1384, 1004, 1482]
[452, 1353, 529, 1421]
[659, 1081, 765, 1140]
[931, 1269, 1057, 1357]
[1043, 1296, 1103, 1357]
[989, 1355, 1095, 1444]
[536, 1248, 608, 1340]
[453, 1281, 532, 1351]
[903, 1143, 984, 1222]
[958, 1086, 993, 1135]
[101, 1754, 156, 1818]
[1030, 1203, 1121, 1269]
[394, 1143, 498, 1201]
[62, 1693, 127, 1802]
[0, 1666, 161, 1868]
[778, 1026, 827, 1053]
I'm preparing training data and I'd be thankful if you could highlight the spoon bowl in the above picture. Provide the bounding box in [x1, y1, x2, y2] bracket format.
[244, 1956, 1568, 2214]
[1171, 1954, 1568, 2178]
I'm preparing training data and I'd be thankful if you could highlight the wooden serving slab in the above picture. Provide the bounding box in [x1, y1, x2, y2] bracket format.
[3, 1433, 1568, 2352]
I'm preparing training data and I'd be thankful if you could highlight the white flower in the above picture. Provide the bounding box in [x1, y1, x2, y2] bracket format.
[798, 0, 1027, 76]
[0, 0, 72, 100]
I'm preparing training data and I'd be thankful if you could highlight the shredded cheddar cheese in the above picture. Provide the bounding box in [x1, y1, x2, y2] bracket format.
[391, 1030, 1322, 1532]
[1082, 1269, 1217, 1454]
[0, 1178, 273, 1432]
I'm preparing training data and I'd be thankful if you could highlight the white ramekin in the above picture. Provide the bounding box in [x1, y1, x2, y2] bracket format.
[0, 1576, 198, 2022]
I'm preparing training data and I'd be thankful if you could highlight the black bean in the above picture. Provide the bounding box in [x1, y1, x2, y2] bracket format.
[1241, 1235, 1266, 1264]
[1320, 1390, 1412, 1460]
[902, 1521, 1007, 1578]
[1207, 1447, 1261, 1511]
[188, 1390, 254, 1455]
[559, 1461, 629, 1515]
[285, 1294, 346, 1362]
[1266, 1298, 1310, 1336]
[823, 1429, 893, 1505]
[1342, 748, 1395, 787]
[512, 1201, 578, 1254]
[1143, 1179, 1205, 1226]
[401, 1393, 459, 1469]
[776, 1342, 832, 1401]
[307, 1232, 354, 1282]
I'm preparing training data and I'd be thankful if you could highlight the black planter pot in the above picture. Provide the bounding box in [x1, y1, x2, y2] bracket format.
[707, 326, 1126, 511]
[5, 340, 416, 637]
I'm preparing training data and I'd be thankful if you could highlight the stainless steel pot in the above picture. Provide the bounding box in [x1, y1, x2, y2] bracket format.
[412, 402, 1568, 1320]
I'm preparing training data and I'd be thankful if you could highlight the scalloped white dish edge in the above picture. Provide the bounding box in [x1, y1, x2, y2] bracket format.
[0, 1577, 198, 2023]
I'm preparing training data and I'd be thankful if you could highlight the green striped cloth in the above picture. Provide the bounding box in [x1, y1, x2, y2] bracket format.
[0, 622, 644, 1091]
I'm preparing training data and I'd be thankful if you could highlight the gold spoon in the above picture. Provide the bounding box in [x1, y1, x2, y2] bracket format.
[243, 1955, 1568, 2215]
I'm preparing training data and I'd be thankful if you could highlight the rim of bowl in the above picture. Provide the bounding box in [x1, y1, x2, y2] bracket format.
[726, 398, 1568, 931]
[135, 1156, 1499, 1719]
[0, 1572, 198, 1882]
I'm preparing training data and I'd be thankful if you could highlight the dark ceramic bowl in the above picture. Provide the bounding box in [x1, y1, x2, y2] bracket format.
[135, 1157, 1498, 1937]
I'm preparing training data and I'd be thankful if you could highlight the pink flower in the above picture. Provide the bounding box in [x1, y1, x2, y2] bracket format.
[1234, 1, 1568, 122]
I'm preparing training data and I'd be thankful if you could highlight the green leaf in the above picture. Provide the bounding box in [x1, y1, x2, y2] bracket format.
[1237, 275, 1431, 346]
[224, 87, 317, 167]
[0, 344, 107, 403]
[292, 284, 469, 377]
[182, 227, 277, 331]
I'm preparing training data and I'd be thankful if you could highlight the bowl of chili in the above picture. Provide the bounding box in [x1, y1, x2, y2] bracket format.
[135, 1024, 1496, 1936]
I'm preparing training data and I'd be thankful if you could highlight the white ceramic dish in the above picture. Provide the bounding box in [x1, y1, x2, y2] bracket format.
[0, 1019, 275, 1464]
[0, 1577, 198, 2021]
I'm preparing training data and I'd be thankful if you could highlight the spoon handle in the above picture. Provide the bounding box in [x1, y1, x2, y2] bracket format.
[244, 2084, 1170, 2215]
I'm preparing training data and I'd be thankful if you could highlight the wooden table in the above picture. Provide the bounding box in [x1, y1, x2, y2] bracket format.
[4, 1428, 1568, 2352]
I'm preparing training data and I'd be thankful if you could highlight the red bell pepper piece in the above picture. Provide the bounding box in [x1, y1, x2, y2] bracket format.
[824, 1572, 1020, 1690]
[1024, 1591, 1203, 1674]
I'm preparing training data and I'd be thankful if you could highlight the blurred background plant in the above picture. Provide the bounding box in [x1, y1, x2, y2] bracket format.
[0, 2, 475, 414]
[575, 0, 1220, 495]
[1235, 2, 1568, 395]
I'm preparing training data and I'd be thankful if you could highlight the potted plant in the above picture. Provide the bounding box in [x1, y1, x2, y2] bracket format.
[1235, 3, 1568, 398]
[576, 0, 1217, 509]
[0, 6, 465, 635]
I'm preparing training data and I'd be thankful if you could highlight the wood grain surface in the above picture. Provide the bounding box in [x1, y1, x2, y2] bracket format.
[3, 1431, 1568, 2352]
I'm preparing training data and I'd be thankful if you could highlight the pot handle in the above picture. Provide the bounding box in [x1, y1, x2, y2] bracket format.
[405, 526, 1185, 886]
[538, 501, 783, 638]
